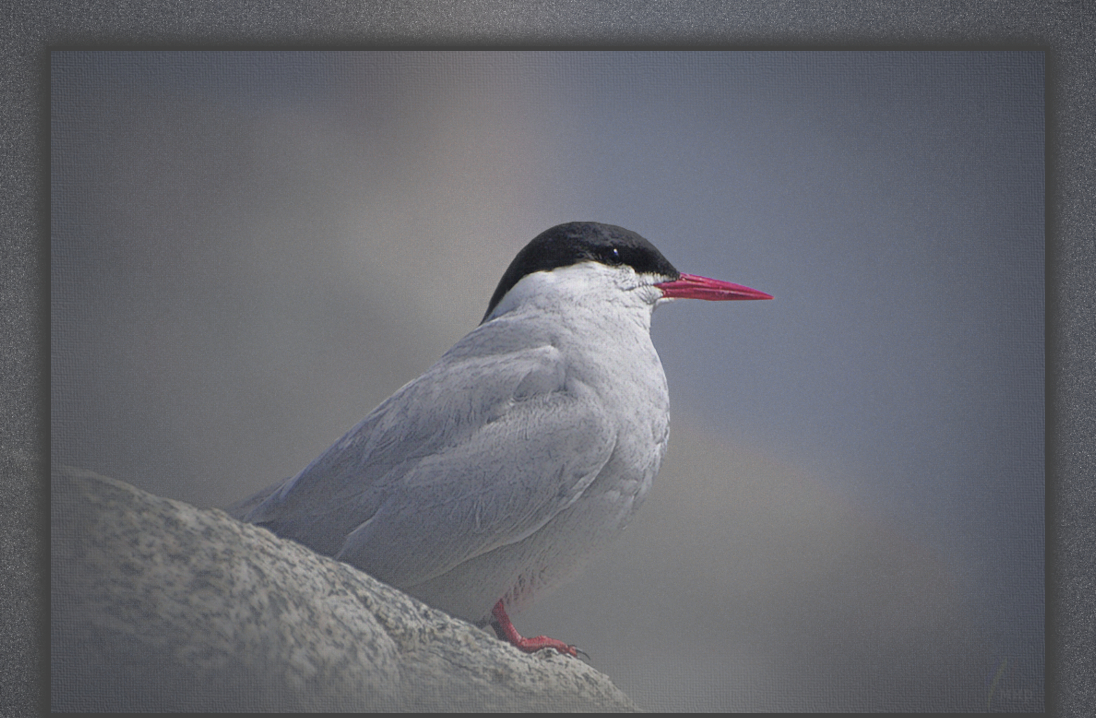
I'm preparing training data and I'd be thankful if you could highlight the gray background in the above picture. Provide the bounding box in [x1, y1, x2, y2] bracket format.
[50, 51, 1043, 711]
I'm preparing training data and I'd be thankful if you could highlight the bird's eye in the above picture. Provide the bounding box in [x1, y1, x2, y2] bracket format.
[607, 247, 622, 264]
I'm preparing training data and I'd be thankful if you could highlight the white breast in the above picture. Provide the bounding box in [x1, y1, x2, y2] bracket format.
[405, 263, 672, 620]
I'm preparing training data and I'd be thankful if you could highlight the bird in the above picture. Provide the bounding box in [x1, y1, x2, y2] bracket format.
[230, 221, 772, 656]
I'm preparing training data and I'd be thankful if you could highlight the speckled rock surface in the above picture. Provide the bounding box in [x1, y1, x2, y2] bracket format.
[50, 466, 638, 712]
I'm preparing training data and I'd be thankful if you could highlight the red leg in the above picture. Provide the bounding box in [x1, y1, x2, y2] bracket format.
[490, 599, 580, 657]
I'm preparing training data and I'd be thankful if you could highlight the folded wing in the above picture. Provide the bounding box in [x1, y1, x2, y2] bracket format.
[236, 323, 616, 589]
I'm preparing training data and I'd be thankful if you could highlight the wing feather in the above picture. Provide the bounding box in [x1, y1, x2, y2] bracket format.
[238, 319, 617, 587]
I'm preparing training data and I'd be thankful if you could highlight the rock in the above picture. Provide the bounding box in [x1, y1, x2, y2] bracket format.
[50, 466, 638, 712]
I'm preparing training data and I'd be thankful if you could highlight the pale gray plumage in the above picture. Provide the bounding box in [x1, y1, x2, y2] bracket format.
[230, 222, 770, 631]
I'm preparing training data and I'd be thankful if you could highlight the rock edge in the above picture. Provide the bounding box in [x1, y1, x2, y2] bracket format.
[51, 466, 638, 712]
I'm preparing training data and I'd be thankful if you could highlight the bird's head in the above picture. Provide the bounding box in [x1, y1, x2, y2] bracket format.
[481, 222, 771, 324]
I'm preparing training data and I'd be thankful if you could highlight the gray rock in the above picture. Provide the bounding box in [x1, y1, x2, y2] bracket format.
[51, 466, 638, 712]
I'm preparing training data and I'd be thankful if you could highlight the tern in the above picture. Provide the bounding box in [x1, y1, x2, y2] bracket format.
[231, 222, 771, 656]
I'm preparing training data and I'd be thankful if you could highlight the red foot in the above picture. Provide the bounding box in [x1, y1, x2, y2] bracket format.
[490, 599, 580, 657]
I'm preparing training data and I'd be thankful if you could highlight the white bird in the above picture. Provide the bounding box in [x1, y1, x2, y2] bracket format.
[230, 222, 771, 656]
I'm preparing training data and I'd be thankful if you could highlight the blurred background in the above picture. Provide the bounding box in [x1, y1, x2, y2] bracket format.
[51, 51, 1043, 711]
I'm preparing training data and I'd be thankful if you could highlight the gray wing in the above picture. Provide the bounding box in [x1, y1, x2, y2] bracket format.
[237, 321, 617, 588]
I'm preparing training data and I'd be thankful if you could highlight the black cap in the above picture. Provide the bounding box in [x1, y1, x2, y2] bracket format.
[482, 222, 680, 323]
